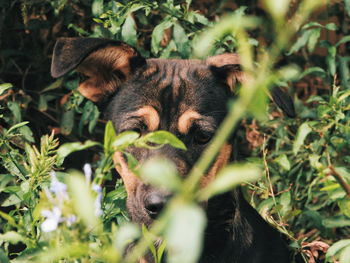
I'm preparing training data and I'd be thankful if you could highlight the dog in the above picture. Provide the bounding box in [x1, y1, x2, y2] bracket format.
[51, 37, 295, 263]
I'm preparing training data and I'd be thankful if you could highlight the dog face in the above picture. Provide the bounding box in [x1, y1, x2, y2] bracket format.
[51, 38, 294, 226]
[107, 58, 236, 226]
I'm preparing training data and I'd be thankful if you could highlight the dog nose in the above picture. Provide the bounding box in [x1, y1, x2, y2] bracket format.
[144, 193, 171, 218]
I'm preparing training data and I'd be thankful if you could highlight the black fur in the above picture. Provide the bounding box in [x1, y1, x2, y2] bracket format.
[51, 37, 295, 263]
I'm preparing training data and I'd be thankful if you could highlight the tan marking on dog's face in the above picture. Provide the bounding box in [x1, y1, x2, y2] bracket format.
[206, 53, 241, 67]
[178, 109, 201, 134]
[113, 151, 141, 195]
[133, 106, 160, 131]
[77, 75, 106, 102]
[200, 144, 232, 188]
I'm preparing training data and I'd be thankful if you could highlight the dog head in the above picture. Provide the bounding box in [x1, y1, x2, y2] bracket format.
[51, 38, 295, 226]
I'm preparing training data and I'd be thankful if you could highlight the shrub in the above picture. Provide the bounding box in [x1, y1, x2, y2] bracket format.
[0, 0, 349, 262]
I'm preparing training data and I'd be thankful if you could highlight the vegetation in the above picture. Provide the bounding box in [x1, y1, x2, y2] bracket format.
[0, 0, 350, 262]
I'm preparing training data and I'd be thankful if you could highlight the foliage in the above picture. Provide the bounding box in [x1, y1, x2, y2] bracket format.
[1, 0, 350, 262]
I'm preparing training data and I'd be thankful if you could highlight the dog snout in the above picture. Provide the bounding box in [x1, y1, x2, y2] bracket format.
[144, 192, 172, 219]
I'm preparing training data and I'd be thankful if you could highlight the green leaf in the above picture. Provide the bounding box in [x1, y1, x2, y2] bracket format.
[337, 90, 350, 102]
[166, 203, 206, 263]
[93, 18, 104, 24]
[327, 239, 350, 258]
[309, 154, 322, 169]
[0, 231, 25, 245]
[114, 223, 140, 253]
[173, 23, 190, 57]
[122, 14, 137, 46]
[336, 35, 350, 47]
[263, 0, 290, 21]
[192, 12, 209, 25]
[346, 0, 350, 17]
[7, 101, 22, 123]
[142, 131, 186, 150]
[193, 13, 258, 58]
[157, 240, 167, 263]
[112, 131, 140, 150]
[104, 121, 117, 154]
[279, 191, 291, 216]
[325, 22, 338, 31]
[40, 78, 63, 93]
[160, 40, 176, 58]
[124, 152, 139, 170]
[151, 19, 173, 55]
[199, 163, 261, 200]
[274, 154, 291, 171]
[140, 157, 181, 192]
[67, 172, 101, 232]
[34, 243, 89, 263]
[301, 21, 323, 30]
[327, 46, 337, 76]
[6, 121, 29, 134]
[293, 122, 312, 155]
[88, 105, 100, 133]
[278, 64, 300, 81]
[38, 95, 48, 112]
[0, 211, 19, 227]
[340, 246, 350, 263]
[18, 125, 34, 143]
[338, 198, 350, 218]
[246, 86, 268, 120]
[0, 248, 10, 263]
[92, 0, 104, 16]
[1, 194, 22, 207]
[79, 101, 100, 134]
[307, 28, 321, 53]
[0, 83, 12, 96]
[0, 174, 13, 192]
[298, 67, 326, 80]
[60, 108, 75, 135]
[142, 225, 158, 261]
[322, 217, 350, 228]
[287, 30, 313, 55]
[57, 140, 100, 165]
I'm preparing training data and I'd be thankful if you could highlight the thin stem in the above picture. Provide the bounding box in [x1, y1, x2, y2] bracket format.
[184, 101, 246, 194]
[123, 207, 169, 263]
[328, 165, 350, 197]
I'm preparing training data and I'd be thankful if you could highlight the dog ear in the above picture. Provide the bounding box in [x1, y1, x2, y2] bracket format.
[51, 37, 146, 102]
[206, 53, 296, 118]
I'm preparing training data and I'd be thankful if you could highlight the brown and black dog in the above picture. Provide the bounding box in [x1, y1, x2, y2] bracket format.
[51, 38, 295, 263]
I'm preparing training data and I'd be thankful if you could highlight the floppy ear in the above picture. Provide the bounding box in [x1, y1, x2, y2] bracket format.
[206, 53, 296, 118]
[51, 37, 146, 102]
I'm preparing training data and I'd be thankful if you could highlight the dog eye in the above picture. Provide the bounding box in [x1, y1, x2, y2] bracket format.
[78, 72, 90, 83]
[194, 130, 213, 145]
[120, 122, 147, 135]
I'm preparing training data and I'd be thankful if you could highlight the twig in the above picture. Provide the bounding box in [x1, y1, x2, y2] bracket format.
[328, 165, 350, 197]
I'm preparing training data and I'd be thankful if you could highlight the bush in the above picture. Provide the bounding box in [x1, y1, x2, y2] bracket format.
[0, 0, 350, 262]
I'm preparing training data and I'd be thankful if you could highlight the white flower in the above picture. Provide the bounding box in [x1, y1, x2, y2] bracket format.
[92, 183, 103, 217]
[83, 163, 92, 184]
[49, 171, 68, 201]
[92, 183, 102, 193]
[65, 215, 77, 227]
[41, 207, 62, 232]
